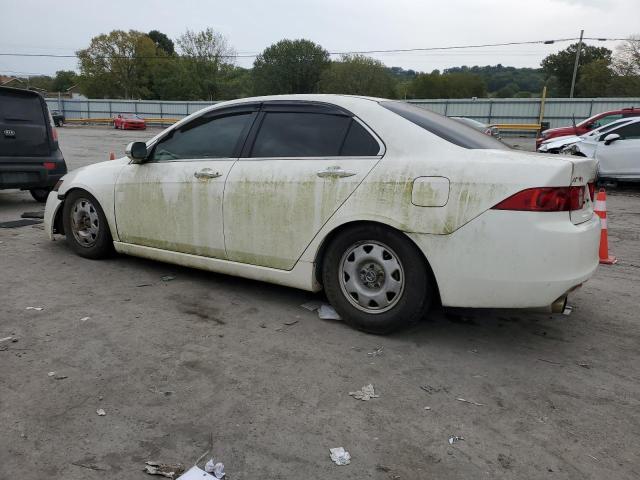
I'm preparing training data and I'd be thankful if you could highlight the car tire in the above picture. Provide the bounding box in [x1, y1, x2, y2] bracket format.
[30, 188, 51, 203]
[62, 190, 113, 259]
[322, 224, 433, 334]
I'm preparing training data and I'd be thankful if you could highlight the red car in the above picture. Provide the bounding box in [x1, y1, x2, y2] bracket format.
[536, 107, 640, 149]
[113, 114, 146, 130]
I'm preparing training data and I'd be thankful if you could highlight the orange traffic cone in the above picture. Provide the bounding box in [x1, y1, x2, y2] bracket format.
[594, 188, 617, 265]
[109, 151, 116, 160]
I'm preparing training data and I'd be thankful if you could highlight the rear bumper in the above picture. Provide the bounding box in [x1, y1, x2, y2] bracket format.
[408, 210, 601, 309]
[0, 150, 67, 190]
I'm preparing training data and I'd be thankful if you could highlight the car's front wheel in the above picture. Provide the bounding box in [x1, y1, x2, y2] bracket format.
[62, 190, 113, 259]
[322, 224, 433, 334]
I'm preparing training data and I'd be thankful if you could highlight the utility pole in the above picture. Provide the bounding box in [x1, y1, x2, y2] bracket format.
[569, 29, 584, 98]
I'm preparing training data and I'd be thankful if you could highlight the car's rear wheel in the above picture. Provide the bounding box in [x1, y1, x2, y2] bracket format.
[322, 224, 433, 334]
[30, 188, 51, 203]
[62, 190, 113, 259]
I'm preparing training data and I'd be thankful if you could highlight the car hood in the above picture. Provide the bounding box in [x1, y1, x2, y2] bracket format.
[538, 134, 581, 151]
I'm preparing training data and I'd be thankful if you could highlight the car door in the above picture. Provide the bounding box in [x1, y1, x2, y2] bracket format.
[596, 122, 640, 178]
[114, 105, 258, 258]
[223, 102, 383, 270]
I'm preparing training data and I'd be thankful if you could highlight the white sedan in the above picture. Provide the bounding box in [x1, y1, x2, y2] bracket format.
[44, 95, 600, 333]
[566, 117, 640, 182]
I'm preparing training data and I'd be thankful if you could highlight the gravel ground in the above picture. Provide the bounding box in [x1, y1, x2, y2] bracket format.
[1, 127, 638, 480]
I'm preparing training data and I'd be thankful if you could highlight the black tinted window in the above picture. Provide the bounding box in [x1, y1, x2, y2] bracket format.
[614, 122, 640, 139]
[152, 113, 253, 161]
[0, 91, 45, 124]
[381, 101, 509, 150]
[251, 112, 351, 157]
[341, 120, 380, 156]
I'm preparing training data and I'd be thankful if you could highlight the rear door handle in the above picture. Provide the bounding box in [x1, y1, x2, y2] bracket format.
[316, 166, 356, 178]
[194, 168, 222, 179]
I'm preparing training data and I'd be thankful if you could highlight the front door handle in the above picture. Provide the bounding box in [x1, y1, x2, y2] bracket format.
[316, 166, 356, 178]
[194, 168, 222, 179]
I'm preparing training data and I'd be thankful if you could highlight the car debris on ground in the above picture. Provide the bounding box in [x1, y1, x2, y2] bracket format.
[448, 435, 464, 445]
[329, 447, 351, 465]
[204, 458, 225, 478]
[349, 384, 379, 401]
[144, 461, 185, 479]
[25, 306, 44, 311]
[161, 275, 176, 282]
[21, 211, 45, 219]
[96, 408, 106, 416]
[318, 304, 341, 320]
[367, 346, 384, 357]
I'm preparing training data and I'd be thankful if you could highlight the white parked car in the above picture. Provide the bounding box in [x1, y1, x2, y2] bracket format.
[44, 95, 600, 333]
[537, 117, 640, 154]
[565, 117, 640, 182]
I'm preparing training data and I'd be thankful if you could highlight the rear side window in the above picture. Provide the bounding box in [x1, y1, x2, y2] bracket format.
[380, 101, 509, 150]
[0, 91, 46, 124]
[341, 120, 381, 156]
[151, 113, 254, 161]
[251, 112, 351, 157]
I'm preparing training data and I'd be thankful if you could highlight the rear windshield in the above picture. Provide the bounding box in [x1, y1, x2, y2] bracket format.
[381, 101, 509, 150]
[0, 89, 46, 124]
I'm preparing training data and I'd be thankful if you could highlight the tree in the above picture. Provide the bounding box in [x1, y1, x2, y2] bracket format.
[77, 30, 159, 98]
[319, 54, 396, 98]
[51, 70, 78, 92]
[252, 39, 330, 95]
[576, 59, 612, 97]
[541, 43, 612, 96]
[148, 30, 175, 55]
[408, 70, 486, 98]
[176, 28, 236, 100]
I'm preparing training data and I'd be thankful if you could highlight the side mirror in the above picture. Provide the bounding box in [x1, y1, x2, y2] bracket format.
[604, 133, 621, 146]
[125, 141, 148, 162]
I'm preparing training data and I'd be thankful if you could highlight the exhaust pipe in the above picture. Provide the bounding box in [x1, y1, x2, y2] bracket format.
[551, 295, 568, 314]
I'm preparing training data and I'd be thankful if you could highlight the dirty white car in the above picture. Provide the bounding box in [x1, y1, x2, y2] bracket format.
[44, 95, 600, 333]
[565, 117, 640, 182]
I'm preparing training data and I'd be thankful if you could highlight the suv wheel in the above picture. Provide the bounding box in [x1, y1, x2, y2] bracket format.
[322, 224, 433, 334]
[30, 188, 51, 203]
[62, 190, 113, 259]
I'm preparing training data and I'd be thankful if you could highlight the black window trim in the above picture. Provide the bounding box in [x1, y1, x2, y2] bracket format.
[145, 103, 261, 163]
[238, 101, 385, 160]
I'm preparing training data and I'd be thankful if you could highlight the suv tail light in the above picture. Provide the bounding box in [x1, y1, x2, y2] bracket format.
[43, 162, 56, 170]
[492, 186, 585, 212]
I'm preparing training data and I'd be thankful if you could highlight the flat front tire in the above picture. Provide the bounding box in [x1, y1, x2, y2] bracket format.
[322, 225, 433, 334]
[62, 190, 113, 259]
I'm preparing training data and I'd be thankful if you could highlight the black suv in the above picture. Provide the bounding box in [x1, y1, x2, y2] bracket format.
[0, 87, 67, 202]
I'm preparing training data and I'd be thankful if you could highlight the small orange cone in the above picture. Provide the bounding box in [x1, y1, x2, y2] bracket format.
[594, 188, 617, 265]
[109, 151, 116, 160]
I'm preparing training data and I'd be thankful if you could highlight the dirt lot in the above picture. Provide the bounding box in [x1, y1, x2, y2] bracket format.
[1, 127, 639, 479]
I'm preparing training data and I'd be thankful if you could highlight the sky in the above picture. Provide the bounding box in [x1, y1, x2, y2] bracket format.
[0, 0, 638, 78]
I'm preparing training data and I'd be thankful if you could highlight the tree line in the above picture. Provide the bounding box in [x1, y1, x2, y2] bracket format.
[20, 30, 640, 100]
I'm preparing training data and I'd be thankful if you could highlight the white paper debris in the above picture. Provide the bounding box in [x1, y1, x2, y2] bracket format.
[80, 316, 91, 322]
[329, 447, 351, 465]
[456, 397, 485, 406]
[349, 384, 379, 401]
[96, 408, 106, 416]
[448, 435, 464, 445]
[0, 336, 13, 343]
[318, 304, 342, 320]
[424, 406, 431, 410]
[176, 466, 216, 479]
[26, 306, 44, 311]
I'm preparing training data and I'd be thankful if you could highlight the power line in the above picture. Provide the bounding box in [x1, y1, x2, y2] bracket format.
[0, 36, 630, 60]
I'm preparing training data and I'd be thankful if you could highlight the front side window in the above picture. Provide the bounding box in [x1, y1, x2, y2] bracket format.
[151, 113, 253, 161]
[612, 122, 640, 140]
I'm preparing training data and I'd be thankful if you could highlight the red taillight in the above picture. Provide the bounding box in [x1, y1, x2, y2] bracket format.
[43, 162, 56, 170]
[492, 186, 585, 212]
[587, 182, 595, 201]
